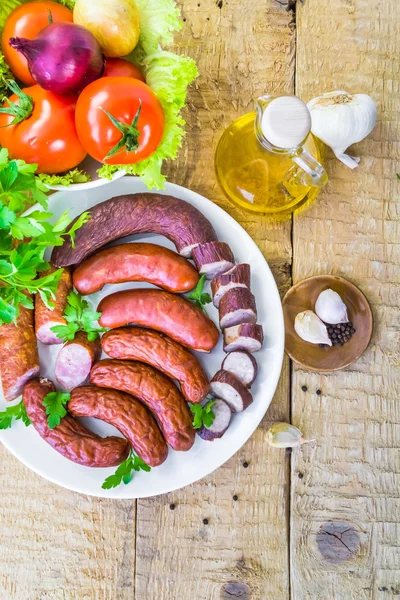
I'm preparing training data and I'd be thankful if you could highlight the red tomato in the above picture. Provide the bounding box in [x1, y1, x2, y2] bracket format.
[0, 85, 86, 174]
[103, 58, 145, 82]
[1, 1, 73, 85]
[75, 77, 165, 165]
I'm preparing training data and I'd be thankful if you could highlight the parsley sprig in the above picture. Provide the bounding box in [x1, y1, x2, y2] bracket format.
[51, 291, 107, 342]
[189, 274, 212, 313]
[0, 401, 31, 429]
[102, 449, 151, 489]
[190, 399, 216, 429]
[42, 391, 71, 429]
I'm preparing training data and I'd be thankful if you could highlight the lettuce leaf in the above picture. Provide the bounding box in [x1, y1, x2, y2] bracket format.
[38, 168, 91, 187]
[0, 51, 12, 101]
[134, 0, 182, 56]
[98, 51, 198, 189]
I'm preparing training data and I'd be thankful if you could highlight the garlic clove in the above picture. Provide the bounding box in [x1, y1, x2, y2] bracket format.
[294, 310, 332, 346]
[333, 151, 360, 169]
[266, 422, 312, 448]
[315, 288, 348, 324]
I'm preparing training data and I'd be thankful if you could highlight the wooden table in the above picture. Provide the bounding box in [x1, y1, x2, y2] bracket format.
[1, 0, 399, 598]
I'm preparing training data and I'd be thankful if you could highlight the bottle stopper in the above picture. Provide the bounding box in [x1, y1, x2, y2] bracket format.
[261, 96, 311, 149]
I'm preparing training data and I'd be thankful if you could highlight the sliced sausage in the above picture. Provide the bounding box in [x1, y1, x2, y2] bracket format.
[192, 241, 234, 279]
[69, 385, 168, 467]
[73, 243, 199, 295]
[222, 351, 258, 387]
[54, 331, 101, 391]
[219, 288, 257, 329]
[35, 267, 72, 344]
[211, 264, 251, 308]
[23, 379, 130, 467]
[223, 323, 264, 353]
[210, 370, 253, 413]
[98, 289, 219, 353]
[51, 193, 218, 266]
[90, 359, 195, 452]
[101, 327, 209, 404]
[0, 302, 39, 401]
[198, 399, 232, 441]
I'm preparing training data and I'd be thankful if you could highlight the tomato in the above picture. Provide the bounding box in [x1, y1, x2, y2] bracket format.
[1, 1, 73, 85]
[103, 58, 145, 82]
[0, 85, 86, 174]
[75, 77, 165, 165]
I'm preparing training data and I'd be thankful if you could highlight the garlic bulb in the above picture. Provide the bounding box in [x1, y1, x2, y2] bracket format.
[266, 422, 309, 448]
[307, 90, 376, 169]
[294, 310, 332, 346]
[315, 288, 348, 324]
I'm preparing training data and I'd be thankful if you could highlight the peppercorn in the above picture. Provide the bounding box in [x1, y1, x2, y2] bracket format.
[233, 495, 238, 501]
[316, 389, 322, 396]
[203, 518, 209, 525]
[301, 385, 307, 392]
[243, 461, 249, 468]
[169, 504, 175, 510]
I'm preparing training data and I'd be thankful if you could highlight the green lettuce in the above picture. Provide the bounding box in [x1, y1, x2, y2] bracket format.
[98, 51, 198, 189]
[38, 169, 91, 187]
[134, 0, 182, 56]
[0, 51, 12, 100]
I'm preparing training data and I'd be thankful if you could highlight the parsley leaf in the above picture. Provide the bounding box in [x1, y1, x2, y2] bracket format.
[42, 391, 71, 429]
[50, 291, 106, 342]
[102, 449, 151, 489]
[0, 401, 31, 430]
[189, 274, 212, 313]
[190, 399, 216, 429]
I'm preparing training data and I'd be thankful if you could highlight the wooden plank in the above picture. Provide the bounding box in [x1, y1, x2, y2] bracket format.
[292, 0, 400, 597]
[134, 0, 295, 598]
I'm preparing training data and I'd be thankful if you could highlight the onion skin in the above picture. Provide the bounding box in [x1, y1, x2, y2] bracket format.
[73, 0, 140, 58]
[9, 23, 105, 95]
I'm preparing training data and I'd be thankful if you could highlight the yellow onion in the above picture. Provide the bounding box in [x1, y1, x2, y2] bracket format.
[73, 0, 140, 58]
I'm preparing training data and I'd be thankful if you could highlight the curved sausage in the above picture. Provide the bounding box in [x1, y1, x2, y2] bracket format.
[101, 328, 209, 404]
[35, 267, 72, 344]
[98, 289, 219, 353]
[51, 193, 218, 266]
[55, 331, 101, 391]
[69, 385, 168, 467]
[0, 302, 39, 401]
[23, 379, 130, 467]
[73, 242, 199, 295]
[90, 359, 195, 451]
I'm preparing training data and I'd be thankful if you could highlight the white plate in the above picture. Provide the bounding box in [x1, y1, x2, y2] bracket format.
[0, 177, 284, 498]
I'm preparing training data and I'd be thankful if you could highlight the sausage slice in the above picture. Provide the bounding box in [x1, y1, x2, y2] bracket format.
[55, 331, 101, 391]
[35, 267, 72, 345]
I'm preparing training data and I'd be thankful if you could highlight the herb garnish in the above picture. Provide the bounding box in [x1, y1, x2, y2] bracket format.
[0, 401, 31, 429]
[189, 274, 212, 313]
[190, 399, 216, 429]
[102, 449, 151, 489]
[50, 291, 106, 342]
[42, 391, 71, 429]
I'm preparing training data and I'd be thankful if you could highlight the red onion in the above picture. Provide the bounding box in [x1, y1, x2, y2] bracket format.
[9, 23, 104, 96]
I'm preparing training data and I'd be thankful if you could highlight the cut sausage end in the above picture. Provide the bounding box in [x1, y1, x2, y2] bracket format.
[5, 365, 40, 402]
[219, 288, 257, 329]
[223, 323, 264, 353]
[36, 322, 64, 345]
[210, 370, 253, 413]
[197, 399, 232, 441]
[192, 241, 235, 280]
[222, 351, 258, 387]
[211, 264, 251, 308]
[55, 333, 100, 391]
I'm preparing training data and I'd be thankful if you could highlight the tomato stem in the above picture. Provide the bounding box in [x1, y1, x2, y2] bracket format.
[0, 80, 34, 126]
[101, 102, 142, 161]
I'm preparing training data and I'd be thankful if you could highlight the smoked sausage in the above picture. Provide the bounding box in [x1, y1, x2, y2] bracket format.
[101, 328, 209, 404]
[73, 243, 199, 295]
[90, 359, 195, 451]
[23, 379, 130, 467]
[35, 267, 72, 344]
[55, 331, 101, 391]
[98, 289, 219, 353]
[69, 386, 168, 467]
[51, 193, 218, 266]
[0, 302, 39, 401]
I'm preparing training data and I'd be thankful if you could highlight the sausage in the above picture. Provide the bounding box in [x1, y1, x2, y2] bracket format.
[90, 359, 195, 451]
[55, 331, 101, 391]
[223, 323, 264, 353]
[51, 193, 218, 266]
[211, 264, 251, 308]
[210, 370, 253, 412]
[73, 242, 199, 295]
[222, 351, 258, 387]
[197, 399, 232, 441]
[69, 385, 168, 467]
[23, 379, 130, 467]
[35, 267, 72, 344]
[98, 289, 220, 353]
[101, 328, 209, 404]
[0, 302, 39, 401]
[218, 288, 257, 329]
[192, 241, 235, 279]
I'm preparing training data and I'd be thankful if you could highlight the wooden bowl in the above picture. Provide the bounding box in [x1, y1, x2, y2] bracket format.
[282, 275, 373, 372]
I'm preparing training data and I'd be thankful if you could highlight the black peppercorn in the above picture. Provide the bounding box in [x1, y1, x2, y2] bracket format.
[301, 385, 307, 392]
[243, 461, 249, 468]
[233, 495, 238, 501]
[203, 518, 209, 525]
[169, 504, 175, 510]
[316, 389, 322, 396]
[298, 472, 304, 479]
